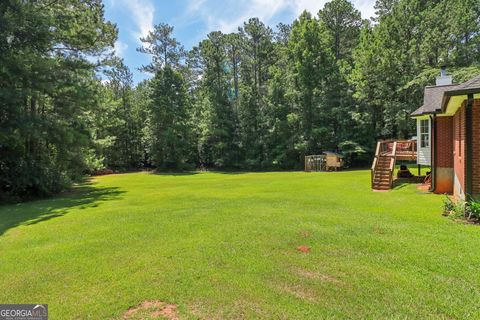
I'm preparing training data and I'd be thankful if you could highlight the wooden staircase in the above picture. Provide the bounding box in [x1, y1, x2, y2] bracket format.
[371, 140, 417, 191]
[372, 153, 396, 190]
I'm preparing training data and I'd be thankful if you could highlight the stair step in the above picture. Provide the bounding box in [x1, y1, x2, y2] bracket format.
[373, 180, 391, 185]
[373, 184, 391, 189]
[372, 152, 395, 191]
[373, 179, 391, 184]
[374, 173, 390, 177]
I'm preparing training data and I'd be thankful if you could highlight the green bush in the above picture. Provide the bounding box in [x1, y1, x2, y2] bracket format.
[466, 201, 480, 220]
[443, 195, 480, 222]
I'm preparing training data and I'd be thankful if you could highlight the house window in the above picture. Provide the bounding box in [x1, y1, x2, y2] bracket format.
[420, 119, 430, 148]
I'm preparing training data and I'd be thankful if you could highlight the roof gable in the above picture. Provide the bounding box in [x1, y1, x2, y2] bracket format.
[411, 84, 458, 116]
[441, 75, 480, 113]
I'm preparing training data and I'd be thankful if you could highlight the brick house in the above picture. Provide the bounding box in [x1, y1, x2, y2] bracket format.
[411, 68, 480, 200]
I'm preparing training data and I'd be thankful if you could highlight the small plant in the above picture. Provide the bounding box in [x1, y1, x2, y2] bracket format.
[443, 195, 480, 223]
[466, 201, 480, 220]
[442, 195, 457, 216]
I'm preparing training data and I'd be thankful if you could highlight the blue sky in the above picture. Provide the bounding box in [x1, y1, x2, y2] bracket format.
[103, 0, 377, 84]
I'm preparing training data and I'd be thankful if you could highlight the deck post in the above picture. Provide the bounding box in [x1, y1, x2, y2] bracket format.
[417, 164, 421, 177]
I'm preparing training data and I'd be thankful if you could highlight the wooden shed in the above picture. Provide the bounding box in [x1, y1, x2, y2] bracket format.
[323, 152, 344, 171]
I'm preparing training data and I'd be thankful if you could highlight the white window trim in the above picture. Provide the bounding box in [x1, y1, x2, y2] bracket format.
[420, 119, 430, 148]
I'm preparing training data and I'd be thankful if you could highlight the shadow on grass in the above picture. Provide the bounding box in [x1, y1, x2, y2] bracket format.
[152, 170, 248, 176]
[393, 181, 409, 190]
[152, 171, 201, 176]
[0, 182, 125, 237]
[392, 177, 426, 190]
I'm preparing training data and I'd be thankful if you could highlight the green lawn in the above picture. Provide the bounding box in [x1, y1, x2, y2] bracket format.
[1, 171, 479, 319]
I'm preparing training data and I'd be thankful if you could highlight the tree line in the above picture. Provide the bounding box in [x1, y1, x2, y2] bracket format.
[1, 0, 480, 200]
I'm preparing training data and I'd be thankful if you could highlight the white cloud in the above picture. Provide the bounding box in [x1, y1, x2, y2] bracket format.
[185, 0, 376, 34]
[353, 0, 377, 20]
[186, 0, 291, 33]
[114, 0, 155, 43]
[114, 40, 128, 57]
[291, 0, 325, 17]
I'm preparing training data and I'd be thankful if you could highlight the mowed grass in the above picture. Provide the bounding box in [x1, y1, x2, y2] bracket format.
[1, 171, 479, 319]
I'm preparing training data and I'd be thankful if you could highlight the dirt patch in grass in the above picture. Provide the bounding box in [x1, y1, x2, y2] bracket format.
[122, 301, 178, 320]
[416, 183, 430, 191]
[294, 268, 342, 284]
[297, 245, 310, 253]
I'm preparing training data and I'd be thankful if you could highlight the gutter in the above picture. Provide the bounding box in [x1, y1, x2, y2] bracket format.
[410, 109, 442, 118]
[429, 114, 436, 192]
[466, 94, 474, 199]
[446, 88, 480, 97]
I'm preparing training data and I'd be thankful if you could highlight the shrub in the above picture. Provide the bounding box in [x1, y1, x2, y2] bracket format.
[442, 195, 457, 216]
[443, 196, 480, 222]
[466, 201, 480, 220]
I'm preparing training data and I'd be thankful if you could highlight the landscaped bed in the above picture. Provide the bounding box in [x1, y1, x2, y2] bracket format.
[1, 171, 479, 319]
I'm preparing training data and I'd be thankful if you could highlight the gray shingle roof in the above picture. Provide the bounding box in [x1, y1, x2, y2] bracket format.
[444, 75, 480, 96]
[411, 84, 458, 116]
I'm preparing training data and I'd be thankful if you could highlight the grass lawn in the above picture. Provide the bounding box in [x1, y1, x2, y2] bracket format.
[1, 171, 479, 319]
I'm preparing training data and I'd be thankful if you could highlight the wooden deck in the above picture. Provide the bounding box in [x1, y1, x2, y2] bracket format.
[371, 140, 417, 190]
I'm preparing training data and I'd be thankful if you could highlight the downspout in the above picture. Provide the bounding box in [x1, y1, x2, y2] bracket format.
[466, 94, 474, 199]
[429, 114, 436, 192]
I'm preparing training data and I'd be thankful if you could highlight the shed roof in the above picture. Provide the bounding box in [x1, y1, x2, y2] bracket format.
[411, 84, 458, 116]
[323, 151, 344, 157]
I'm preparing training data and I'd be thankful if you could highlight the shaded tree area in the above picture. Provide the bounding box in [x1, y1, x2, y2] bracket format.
[2, 0, 480, 200]
[0, 0, 117, 200]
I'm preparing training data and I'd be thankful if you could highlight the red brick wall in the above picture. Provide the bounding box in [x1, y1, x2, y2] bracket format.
[436, 117, 453, 167]
[472, 99, 480, 196]
[453, 102, 466, 199]
[434, 117, 453, 194]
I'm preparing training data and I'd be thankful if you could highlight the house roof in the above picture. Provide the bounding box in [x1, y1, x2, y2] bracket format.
[444, 75, 480, 97]
[411, 84, 458, 116]
[440, 75, 480, 112]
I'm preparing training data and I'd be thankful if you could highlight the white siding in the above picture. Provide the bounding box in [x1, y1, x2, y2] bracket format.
[417, 117, 431, 166]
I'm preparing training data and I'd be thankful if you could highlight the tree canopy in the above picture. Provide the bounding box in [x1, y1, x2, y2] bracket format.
[2, 0, 480, 200]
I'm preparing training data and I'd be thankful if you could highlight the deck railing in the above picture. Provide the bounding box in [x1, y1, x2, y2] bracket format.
[379, 139, 417, 160]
